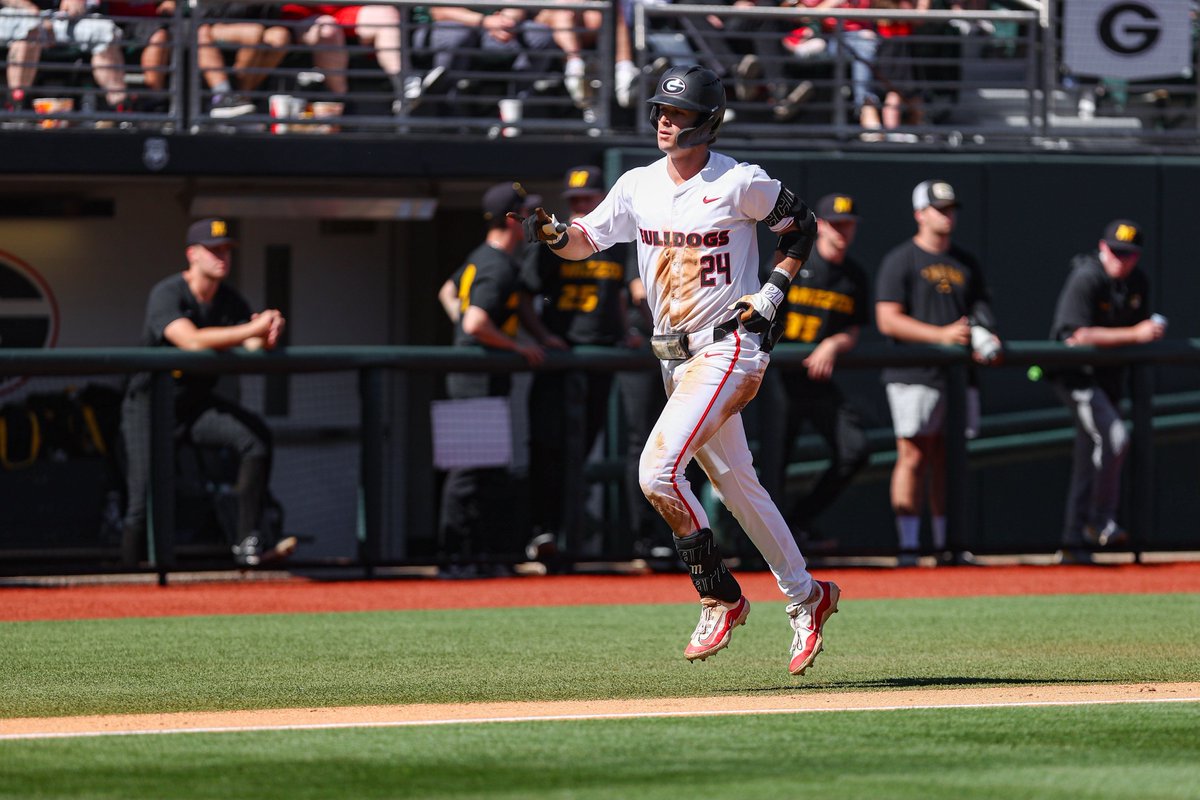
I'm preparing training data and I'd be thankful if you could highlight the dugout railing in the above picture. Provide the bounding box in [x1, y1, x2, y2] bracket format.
[4, 2, 1200, 149]
[2, 340, 1200, 582]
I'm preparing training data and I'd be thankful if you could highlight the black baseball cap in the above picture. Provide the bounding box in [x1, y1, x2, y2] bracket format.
[1103, 219, 1144, 254]
[912, 179, 959, 211]
[562, 165, 605, 198]
[186, 217, 235, 247]
[482, 181, 541, 222]
[815, 193, 860, 222]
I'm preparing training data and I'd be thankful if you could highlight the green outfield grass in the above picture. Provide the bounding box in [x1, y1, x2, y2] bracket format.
[2, 594, 1199, 800]
[2, 594, 1199, 717]
[2, 704, 1199, 799]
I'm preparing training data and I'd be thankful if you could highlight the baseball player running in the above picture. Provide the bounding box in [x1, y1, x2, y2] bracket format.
[515, 65, 839, 676]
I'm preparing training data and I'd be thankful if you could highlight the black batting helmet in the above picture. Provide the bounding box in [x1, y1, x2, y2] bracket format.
[647, 65, 726, 149]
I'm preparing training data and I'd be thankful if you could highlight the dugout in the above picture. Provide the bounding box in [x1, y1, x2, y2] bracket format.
[2, 137, 1200, 569]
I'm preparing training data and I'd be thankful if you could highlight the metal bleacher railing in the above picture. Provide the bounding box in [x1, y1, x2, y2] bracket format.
[1, 1, 1198, 148]
[2, 340, 1199, 581]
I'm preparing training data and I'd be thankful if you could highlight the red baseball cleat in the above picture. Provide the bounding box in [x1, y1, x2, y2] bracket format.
[684, 596, 750, 662]
[787, 580, 840, 676]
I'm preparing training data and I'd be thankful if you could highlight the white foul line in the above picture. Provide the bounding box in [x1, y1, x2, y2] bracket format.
[2, 695, 1198, 742]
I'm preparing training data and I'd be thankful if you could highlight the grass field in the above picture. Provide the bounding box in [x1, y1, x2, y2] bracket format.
[2, 593, 1199, 798]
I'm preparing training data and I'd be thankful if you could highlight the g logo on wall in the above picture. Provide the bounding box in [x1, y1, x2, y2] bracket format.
[0, 249, 60, 397]
[1099, 3, 1160, 54]
[1063, 0, 1189, 80]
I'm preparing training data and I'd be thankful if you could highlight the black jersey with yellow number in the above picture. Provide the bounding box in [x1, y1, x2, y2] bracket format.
[875, 239, 993, 387]
[778, 249, 869, 350]
[522, 241, 629, 345]
[452, 242, 522, 348]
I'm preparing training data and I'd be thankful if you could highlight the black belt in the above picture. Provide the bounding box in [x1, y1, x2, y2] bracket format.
[649, 317, 740, 361]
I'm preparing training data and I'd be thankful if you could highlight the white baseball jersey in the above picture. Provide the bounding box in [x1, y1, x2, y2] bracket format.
[570, 151, 814, 604]
[572, 152, 785, 335]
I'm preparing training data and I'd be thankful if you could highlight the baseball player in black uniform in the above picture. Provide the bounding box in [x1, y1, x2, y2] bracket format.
[1049, 219, 1163, 564]
[875, 179, 1000, 565]
[774, 193, 870, 546]
[520, 165, 631, 553]
[120, 218, 290, 567]
[440, 182, 550, 566]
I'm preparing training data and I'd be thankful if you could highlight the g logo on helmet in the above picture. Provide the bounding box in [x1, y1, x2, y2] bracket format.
[662, 77, 687, 95]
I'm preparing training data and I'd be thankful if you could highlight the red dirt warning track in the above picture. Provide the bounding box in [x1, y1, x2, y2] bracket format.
[3, 562, 1199, 622]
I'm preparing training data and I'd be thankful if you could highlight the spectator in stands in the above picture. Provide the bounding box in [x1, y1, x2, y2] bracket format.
[1048, 220, 1164, 564]
[613, 0, 637, 107]
[280, 4, 406, 112]
[195, 2, 290, 117]
[787, 0, 881, 132]
[0, 0, 129, 112]
[862, 0, 928, 139]
[120, 218, 292, 568]
[408, 4, 560, 119]
[773, 192, 870, 549]
[438, 183, 550, 572]
[874, 179, 999, 566]
[108, 0, 175, 110]
[533, 1, 602, 108]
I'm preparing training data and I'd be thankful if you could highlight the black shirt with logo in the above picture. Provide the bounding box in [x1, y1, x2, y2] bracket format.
[128, 273, 252, 397]
[777, 249, 869, 387]
[449, 242, 522, 398]
[521, 242, 629, 345]
[1049, 251, 1150, 400]
[875, 239, 993, 387]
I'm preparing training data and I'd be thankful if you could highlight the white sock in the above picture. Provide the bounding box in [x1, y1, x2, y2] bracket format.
[896, 515, 920, 551]
[932, 516, 947, 550]
[565, 57, 585, 77]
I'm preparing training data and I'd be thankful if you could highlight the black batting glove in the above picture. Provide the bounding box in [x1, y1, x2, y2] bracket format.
[510, 207, 567, 248]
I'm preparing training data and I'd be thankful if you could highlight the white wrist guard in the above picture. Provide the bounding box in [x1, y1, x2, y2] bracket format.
[755, 267, 791, 321]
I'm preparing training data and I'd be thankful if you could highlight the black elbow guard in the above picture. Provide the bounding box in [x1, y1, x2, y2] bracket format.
[777, 203, 817, 262]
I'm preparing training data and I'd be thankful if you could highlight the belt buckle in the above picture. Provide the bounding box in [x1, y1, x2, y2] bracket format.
[650, 334, 691, 361]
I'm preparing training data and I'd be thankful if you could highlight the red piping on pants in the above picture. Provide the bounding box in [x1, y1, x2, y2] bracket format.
[670, 330, 741, 532]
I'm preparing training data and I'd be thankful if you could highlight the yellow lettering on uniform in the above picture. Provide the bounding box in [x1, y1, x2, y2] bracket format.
[458, 264, 477, 313]
[558, 284, 599, 312]
[1115, 224, 1137, 243]
[211, 220, 227, 238]
[920, 264, 965, 294]
[503, 292, 520, 336]
[833, 196, 853, 214]
[560, 260, 623, 280]
[788, 286, 854, 314]
[568, 170, 590, 189]
[785, 312, 822, 342]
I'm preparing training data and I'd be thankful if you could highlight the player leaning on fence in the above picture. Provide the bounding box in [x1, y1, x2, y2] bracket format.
[120, 218, 290, 568]
[515, 65, 839, 676]
[1048, 219, 1164, 565]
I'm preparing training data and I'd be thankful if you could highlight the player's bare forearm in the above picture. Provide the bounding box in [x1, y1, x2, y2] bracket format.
[773, 253, 805, 281]
[1068, 321, 1162, 347]
[826, 327, 860, 353]
[437, 279, 461, 324]
[461, 307, 517, 352]
[547, 228, 595, 261]
[875, 302, 958, 345]
[164, 314, 277, 352]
